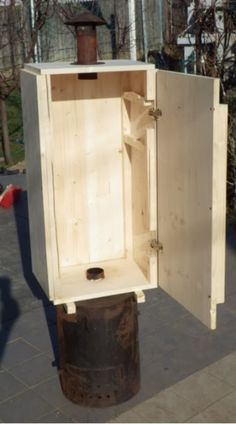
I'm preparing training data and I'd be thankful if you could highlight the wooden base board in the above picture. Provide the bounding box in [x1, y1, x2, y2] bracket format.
[53, 258, 156, 304]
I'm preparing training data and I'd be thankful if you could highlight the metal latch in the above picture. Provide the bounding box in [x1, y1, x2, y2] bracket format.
[150, 239, 163, 252]
[148, 108, 162, 120]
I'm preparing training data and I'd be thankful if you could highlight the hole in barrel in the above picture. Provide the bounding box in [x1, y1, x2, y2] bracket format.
[86, 267, 105, 280]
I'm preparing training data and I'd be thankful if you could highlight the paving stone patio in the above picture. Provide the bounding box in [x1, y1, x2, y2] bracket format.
[0, 174, 236, 422]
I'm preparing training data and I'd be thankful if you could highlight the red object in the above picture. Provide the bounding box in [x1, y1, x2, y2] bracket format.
[0, 184, 22, 208]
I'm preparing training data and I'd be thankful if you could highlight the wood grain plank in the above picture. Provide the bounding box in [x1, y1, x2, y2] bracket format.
[50, 73, 125, 267]
[21, 71, 57, 299]
[157, 70, 227, 329]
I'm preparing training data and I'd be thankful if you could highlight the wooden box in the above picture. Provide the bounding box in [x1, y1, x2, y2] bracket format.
[21, 60, 227, 329]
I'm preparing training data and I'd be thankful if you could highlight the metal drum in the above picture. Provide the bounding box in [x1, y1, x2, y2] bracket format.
[56, 292, 140, 407]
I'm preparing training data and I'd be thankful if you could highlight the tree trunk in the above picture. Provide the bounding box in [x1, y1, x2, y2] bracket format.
[194, 0, 202, 75]
[0, 98, 13, 166]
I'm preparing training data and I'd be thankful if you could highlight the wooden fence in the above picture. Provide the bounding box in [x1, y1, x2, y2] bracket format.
[0, 0, 163, 69]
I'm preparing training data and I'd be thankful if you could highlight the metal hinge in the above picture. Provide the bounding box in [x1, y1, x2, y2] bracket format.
[150, 239, 163, 252]
[148, 108, 162, 120]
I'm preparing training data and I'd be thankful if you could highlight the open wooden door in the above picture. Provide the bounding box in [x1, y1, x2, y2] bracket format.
[156, 70, 228, 329]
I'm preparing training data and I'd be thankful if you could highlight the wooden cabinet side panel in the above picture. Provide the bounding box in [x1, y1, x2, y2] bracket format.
[21, 71, 53, 299]
[157, 70, 226, 329]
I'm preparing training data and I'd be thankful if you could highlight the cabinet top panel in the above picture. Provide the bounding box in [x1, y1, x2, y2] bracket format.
[23, 60, 155, 75]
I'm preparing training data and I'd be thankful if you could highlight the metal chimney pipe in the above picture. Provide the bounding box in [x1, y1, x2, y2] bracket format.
[65, 12, 106, 65]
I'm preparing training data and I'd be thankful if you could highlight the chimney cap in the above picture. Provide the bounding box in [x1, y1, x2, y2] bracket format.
[65, 12, 106, 27]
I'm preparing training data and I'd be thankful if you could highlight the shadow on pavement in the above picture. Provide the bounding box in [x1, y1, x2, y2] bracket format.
[227, 221, 236, 251]
[0, 276, 20, 365]
[13, 189, 59, 366]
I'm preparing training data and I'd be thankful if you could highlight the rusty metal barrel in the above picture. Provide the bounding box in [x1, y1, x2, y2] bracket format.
[56, 293, 140, 407]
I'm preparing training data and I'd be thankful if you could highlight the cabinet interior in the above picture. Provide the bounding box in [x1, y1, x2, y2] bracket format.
[49, 70, 158, 302]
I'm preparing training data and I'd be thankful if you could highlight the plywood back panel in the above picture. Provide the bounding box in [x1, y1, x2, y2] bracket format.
[50, 73, 125, 268]
[157, 70, 227, 329]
